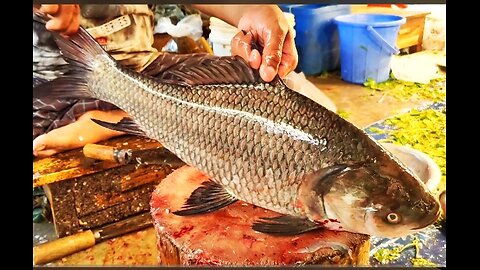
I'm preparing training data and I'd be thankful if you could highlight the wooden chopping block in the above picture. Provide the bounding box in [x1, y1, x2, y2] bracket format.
[33, 136, 181, 237]
[150, 166, 371, 266]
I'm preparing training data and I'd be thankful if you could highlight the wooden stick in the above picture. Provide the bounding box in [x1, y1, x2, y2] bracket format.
[83, 144, 132, 164]
[33, 230, 96, 265]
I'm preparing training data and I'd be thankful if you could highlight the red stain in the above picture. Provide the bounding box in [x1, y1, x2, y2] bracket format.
[295, 199, 303, 209]
[242, 234, 257, 248]
[172, 225, 194, 238]
[318, 218, 341, 226]
[195, 255, 222, 265]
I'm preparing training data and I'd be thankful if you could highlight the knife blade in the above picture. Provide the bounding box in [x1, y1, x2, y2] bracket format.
[33, 212, 153, 265]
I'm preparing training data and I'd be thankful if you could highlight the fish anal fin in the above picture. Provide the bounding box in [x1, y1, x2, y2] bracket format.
[91, 117, 146, 137]
[252, 215, 322, 236]
[173, 180, 238, 216]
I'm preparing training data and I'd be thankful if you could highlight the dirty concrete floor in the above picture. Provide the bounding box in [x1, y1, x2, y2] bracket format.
[33, 51, 445, 266]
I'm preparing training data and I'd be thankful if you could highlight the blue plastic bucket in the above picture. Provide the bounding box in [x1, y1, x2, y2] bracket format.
[279, 4, 351, 75]
[334, 14, 406, 84]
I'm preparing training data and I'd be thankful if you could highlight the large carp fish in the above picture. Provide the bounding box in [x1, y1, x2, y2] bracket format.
[33, 12, 440, 238]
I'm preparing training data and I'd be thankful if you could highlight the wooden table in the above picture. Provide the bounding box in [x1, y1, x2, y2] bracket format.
[351, 5, 431, 53]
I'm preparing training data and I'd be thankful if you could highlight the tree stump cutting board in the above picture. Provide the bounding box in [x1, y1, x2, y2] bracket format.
[150, 166, 371, 266]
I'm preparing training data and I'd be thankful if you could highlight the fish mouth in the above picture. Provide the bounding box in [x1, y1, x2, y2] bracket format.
[412, 208, 441, 230]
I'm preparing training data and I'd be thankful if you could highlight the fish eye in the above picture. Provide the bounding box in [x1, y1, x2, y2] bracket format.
[386, 212, 401, 224]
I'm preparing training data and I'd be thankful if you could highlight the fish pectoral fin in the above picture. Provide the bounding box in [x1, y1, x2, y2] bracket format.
[91, 117, 147, 137]
[172, 180, 238, 216]
[252, 215, 322, 236]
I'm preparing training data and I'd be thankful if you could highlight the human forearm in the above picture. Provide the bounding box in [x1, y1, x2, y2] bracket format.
[193, 4, 277, 27]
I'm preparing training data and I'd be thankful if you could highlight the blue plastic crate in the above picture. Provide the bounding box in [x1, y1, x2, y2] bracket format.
[280, 4, 351, 75]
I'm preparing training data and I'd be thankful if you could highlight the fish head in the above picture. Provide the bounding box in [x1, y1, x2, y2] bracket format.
[309, 161, 440, 238]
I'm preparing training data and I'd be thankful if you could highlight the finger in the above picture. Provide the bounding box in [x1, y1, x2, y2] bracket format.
[33, 134, 48, 153]
[249, 49, 262, 69]
[45, 5, 77, 33]
[33, 127, 73, 154]
[45, 15, 72, 32]
[231, 30, 261, 69]
[38, 4, 59, 15]
[259, 28, 287, 82]
[34, 149, 61, 158]
[277, 30, 298, 78]
[62, 8, 80, 36]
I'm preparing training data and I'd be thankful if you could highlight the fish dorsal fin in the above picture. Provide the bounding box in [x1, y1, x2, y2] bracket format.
[173, 180, 238, 216]
[143, 53, 264, 86]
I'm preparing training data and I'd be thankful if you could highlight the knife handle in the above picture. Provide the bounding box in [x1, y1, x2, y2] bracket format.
[83, 143, 132, 164]
[33, 230, 96, 265]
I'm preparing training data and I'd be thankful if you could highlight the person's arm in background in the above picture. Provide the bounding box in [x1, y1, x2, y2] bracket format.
[36, 4, 298, 82]
[193, 4, 298, 82]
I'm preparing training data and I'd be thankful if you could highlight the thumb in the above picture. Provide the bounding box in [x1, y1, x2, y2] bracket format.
[33, 134, 49, 153]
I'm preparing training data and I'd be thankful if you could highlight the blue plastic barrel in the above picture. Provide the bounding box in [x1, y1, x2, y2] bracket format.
[334, 14, 406, 84]
[279, 4, 351, 75]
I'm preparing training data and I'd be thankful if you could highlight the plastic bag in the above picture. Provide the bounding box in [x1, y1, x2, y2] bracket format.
[161, 39, 178, 53]
[154, 14, 203, 41]
[283, 72, 337, 112]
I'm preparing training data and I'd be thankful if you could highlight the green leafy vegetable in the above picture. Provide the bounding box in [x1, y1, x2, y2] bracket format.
[365, 126, 386, 135]
[411, 257, 438, 267]
[373, 237, 437, 266]
[363, 74, 446, 103]
[336, 110, 350, 119]
[318, 71, 332, 78]
[368, 108, 446, 193]
[373, 245, 404, 264]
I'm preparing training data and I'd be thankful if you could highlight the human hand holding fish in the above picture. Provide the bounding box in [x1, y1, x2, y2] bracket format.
[193, 5, 298, 82]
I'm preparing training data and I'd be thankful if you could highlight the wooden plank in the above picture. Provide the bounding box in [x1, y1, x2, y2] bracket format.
[44, 181, 81, 237]
[351, 6, 431, 19]
[33, 136, 163, 187]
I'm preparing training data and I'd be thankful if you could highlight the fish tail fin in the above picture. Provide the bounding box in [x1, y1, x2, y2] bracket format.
[32, 10, 112, 99]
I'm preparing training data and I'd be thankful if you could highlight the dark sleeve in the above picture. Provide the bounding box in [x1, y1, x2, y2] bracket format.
[33, 95, 118, 140]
